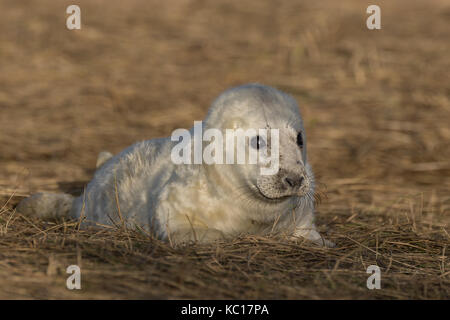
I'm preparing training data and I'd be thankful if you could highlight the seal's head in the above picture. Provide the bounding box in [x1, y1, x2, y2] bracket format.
[204, 83, 314, 209]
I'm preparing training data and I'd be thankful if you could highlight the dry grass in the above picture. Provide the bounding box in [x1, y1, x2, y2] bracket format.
[0, 0, 449, 299]
[0, 193, 449, 299]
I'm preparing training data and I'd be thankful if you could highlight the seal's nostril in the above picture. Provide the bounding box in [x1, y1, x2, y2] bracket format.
[285, 176, 305, 188]
[284, 177, 295, 188]
[299, 177, 304, 186]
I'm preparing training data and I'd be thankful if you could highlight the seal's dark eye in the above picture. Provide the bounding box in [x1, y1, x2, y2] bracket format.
[296, 132, 303, 148]
[250, 135, 266, 150]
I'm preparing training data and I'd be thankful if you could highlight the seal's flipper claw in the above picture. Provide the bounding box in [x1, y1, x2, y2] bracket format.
[315, 238, 336, 248]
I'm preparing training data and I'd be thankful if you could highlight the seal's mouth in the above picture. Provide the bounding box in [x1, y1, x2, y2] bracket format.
[255, 183, 310, 203]
[255, 185, 291, 203]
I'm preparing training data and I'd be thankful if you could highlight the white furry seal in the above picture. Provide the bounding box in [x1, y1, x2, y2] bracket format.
[17, 84, 334, 247]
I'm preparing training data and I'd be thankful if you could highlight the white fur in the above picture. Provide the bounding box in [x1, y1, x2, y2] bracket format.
[23, 84, 333, 246]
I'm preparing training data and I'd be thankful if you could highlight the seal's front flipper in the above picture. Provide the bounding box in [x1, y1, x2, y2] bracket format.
[169, 227, 225, 245]
[291, 227, 335, 248]
[96, 151, 114, 169]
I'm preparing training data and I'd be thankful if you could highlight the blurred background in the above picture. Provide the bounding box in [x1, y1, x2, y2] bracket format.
[1, 0, 449, 192]
[0, 0, 449, 299]
[1, 0, 449, 195]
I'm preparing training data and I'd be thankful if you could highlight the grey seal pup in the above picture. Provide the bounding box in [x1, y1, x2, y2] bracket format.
[17, 84, 334, 247]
